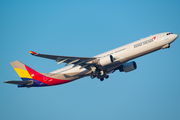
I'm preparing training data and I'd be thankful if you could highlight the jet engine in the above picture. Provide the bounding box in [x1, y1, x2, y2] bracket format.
[98, 55, 114, 67]
[119, 61, 137, 72]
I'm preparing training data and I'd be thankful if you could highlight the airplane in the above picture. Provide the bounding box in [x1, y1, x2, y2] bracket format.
[4, 32, 178, 88]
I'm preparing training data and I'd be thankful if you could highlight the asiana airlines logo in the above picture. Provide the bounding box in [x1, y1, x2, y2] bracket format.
[134, 36, 156, 48]
[152, 36, 156, 40]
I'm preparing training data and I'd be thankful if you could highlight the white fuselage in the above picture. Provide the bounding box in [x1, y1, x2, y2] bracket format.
[49, 32, 178, 80]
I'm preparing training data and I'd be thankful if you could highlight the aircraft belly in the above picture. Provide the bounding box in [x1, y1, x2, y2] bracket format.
[45, 69, 91, 80]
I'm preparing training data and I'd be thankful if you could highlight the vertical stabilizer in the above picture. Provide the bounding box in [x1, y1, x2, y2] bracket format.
[8, 60, 50, 87]
[5, 60, 72, 87]
[10, 60, 32, 81]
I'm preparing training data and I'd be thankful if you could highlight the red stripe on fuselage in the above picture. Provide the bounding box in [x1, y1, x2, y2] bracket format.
[25, 65, 72, 86]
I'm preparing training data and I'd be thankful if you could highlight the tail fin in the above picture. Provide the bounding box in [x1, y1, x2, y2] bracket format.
[10, 60, 33, 81]
[5, 60, 71, 87]
[4, 60, 50, 87]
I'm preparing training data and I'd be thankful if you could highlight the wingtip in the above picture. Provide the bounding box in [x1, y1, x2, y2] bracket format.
[29, 51, 38, 55]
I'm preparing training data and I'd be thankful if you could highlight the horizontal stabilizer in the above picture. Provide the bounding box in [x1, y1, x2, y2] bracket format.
[4, 80, 33, 85]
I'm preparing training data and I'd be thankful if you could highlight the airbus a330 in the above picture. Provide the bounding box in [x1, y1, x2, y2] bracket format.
[4, 32, 178, 88]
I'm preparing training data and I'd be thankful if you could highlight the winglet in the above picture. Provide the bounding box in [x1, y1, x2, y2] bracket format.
[29, 51, 38, 55]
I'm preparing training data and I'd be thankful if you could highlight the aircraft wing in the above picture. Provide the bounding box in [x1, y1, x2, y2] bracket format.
[29, 51, 97, 69]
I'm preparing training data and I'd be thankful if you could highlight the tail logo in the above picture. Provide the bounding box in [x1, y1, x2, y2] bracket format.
[14, 68, 32, 79]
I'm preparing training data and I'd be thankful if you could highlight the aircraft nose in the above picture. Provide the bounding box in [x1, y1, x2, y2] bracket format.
[172, 34, 178, 42]
[174, 34, 178, 39]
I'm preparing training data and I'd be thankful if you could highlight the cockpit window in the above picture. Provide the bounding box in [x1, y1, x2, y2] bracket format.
[167, 32, 173, 35]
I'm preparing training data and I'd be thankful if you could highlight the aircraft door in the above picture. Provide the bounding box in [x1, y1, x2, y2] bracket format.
[126, 45, 130, 51]
[154, 34, 161, 45]
[156, 34, 164, 46]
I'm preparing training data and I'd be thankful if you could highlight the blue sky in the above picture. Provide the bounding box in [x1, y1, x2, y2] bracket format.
[1, 0, 180, 120]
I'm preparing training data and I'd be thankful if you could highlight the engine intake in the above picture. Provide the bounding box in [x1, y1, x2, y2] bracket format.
[98, 55, 114, 67]
[119, 61, 137, 72]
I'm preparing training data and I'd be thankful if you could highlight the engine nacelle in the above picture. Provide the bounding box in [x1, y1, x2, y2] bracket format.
[98, 55, 114, 67]
[119, 61, 137, 72]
